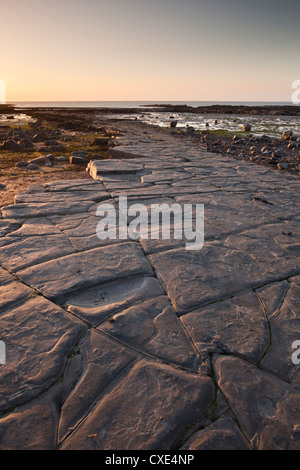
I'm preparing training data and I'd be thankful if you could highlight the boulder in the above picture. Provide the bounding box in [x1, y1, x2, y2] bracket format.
[15, 161, 29, 168]
[32, 133, 47, 143]
[26, 164, 40, 171]
[282, 130, 293, 140]
[277, 162, 288, 170]
[69, 156, 88, 165]
[28, 156, 51, 166]
[242, 123, 251, 132]
[0, 139, 21, 151]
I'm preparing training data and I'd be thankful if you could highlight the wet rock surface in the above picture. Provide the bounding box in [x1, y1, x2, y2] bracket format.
[0, 119, 299, 450]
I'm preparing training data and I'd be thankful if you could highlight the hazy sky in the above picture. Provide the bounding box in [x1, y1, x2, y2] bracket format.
[1, 0, 300, 101]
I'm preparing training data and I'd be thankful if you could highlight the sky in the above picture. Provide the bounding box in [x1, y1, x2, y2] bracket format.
[1, 0, 300, 102]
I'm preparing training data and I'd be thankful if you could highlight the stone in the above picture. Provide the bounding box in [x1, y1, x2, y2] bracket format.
[0, 219, 20, 238]
[0, 280, 34, 312]
[65, 275, 164, 326]
[58, 330, 138, 443]
[282, 130, 293, 140]
[212, 355, 300, 450]
[99, 296, 200, 370]
[44, 139, 60, 146]
[32, 132, 47, 143]
[90, 137, 110, 147]
[0, 139, 21, 151]
[148, 233, 299, 315]
[1, 200, 95, 219]
[0, 232, 75, 271]
[181, 291, 269, 363]
[72, 150, 89, 156]
[242, 123, 251, 132]
[60, 358, 215, 450]
[15, 161, 29, 168]
[20, 137, 34, 149]
[69, 156, 88, 165]
[169, 120, 177, 128]
[258, 281, 300, 383]
[278, 163, 288, 170]
[17, 242, 153, 303]
[0, 385, 60, 450]
[181, 414, 250, 450]
[0, 296, 87, 412]
[28, 155, 53, 165]
[26, 164, 40, 171]
[87, 160, 144, 178]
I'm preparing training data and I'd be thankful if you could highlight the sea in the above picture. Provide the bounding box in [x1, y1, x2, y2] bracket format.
[3, 101, 300, 137]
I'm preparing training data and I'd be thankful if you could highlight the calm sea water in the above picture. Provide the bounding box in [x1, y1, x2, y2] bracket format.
[4, 101, 299, 137]
[9, 100, 294, 108]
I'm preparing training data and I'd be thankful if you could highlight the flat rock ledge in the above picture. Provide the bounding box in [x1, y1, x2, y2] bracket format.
[0, 123, 299, 450]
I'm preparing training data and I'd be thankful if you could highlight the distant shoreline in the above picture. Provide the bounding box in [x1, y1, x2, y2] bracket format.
[1, 102, 300, 116]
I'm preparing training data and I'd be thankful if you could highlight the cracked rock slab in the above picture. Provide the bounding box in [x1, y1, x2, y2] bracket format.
[258, 281, 300, 383]
[181, 414, 251, 450]
[0, 384, 61, 450]
[1, 201, 96, 219]
[0, 280, 35, 313]
[0, 233, 76, 272]
[212, 355, 300, 450]
[58, 329, 138, 443]
[17, 242, 153, 303]
[148, 244, 264, 315]
[88, 160, 144, 178]
[0, 219, 20, 237]
[14, 190, 109, 204]
[149, 236, 299, 315]
[182, 291, 269, 363]
[0, 296, 87, 412]
[99, 296, 200, 369]
[0, 268, 15, 286]
[61, 358, 215, 450]
[65, 275, 164, 326]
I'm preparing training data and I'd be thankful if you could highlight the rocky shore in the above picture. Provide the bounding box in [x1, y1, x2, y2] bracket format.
[190, 128, 300, 174]
[0, 107, 299, 450]
[0, 104, 299, 207]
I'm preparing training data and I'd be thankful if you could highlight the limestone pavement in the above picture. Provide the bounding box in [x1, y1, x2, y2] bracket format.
[0, 122, 299, 450]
